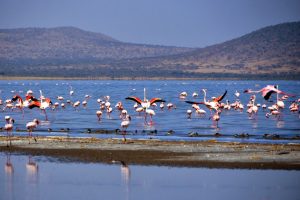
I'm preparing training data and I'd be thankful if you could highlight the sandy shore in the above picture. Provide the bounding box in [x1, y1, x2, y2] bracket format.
[1, 136, 300, 170]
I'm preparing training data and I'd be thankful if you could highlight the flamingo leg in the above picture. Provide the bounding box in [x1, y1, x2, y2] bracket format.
[149, 115, 154, 125]
[43, 109, 48, 121]
[9, 130, 12, 146]
[144, 113, 148, 125]
[122, 128, 127, 143]
[6, 130, 9, 147]
[28, 129, 31, 144]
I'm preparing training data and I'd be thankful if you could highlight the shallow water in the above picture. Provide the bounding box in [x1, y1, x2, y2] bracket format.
[1, 153, 299, 200]
[0, 80, 300, 143]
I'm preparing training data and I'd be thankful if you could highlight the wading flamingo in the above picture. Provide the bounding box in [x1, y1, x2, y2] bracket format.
[126, 88, 165, 125]
[186, 89, 227, 114]
[121, 114, 131, 142]
[4, 116, 14, 147]
[26, 119, 40, 144]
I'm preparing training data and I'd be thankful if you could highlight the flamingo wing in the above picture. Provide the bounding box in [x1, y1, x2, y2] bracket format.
[11, 95, 22, 102]
[262, 87, 295, 100]
[45, 98, 53, 105]
[125, 96, 143, 105]
[263, 90, 276, 100]
[214, 90, 227, 102]
[28, 101, 41, 109]
[185, 101, 205, 105]
[149, 98, 165, 105]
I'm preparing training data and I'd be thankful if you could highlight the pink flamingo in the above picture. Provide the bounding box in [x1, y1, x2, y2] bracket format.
[126, 88, 165, 125]
[244, 85, 294, 100]
[26, 119, 40, 144]
[4, 116, 14, 147]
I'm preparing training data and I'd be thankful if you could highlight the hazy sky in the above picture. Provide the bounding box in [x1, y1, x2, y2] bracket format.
[0, 0, 300, 47]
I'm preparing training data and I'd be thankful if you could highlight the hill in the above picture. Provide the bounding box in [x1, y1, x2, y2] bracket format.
[0, 22, 299, 79]
[0, 26, 193, 60]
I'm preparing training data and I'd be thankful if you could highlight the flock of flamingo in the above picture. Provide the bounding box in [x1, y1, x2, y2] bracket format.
[1, 84, 299, 146]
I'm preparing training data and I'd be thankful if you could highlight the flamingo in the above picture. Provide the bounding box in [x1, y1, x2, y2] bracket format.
[160, 102, 165, 110]
[82, 100, 87, 107]
[167, 103, 175, 110]
[57, 96, 64, 101]
[224, 100, 231, 110]
[115, 102, 124, 112]
[126, 88, 165, 125]
[195, 108, 206, 115]
[266, 109, 281, 118]
[4, 116, 14, 147]
[191, 104, 206, 115]
[234, 90, 240, 99]
[26, 119, 40, 144]
[179, 92, 188, 99]
[69, 86, 74, 96]
[28, 90, 52, 121]
[145, 108, 156, 124]
[96, 110, 102, 121]
[210, 110, 221, 128]
[73, 101, 80, 110]
[11, 95, 26, 117]
[187, 109, 192, 119]
[186, 89, 227, 114]
[121, 114, 131, 142]
[192, 92, 198, 98]
[289, 102, 299, 112]
[244, 85, 294, 100]
[247, 95, 258, 118]
[276, 85, 285, 109]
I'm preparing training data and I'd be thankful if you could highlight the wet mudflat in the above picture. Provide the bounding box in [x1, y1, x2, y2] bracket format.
[1, 136, 300, 169]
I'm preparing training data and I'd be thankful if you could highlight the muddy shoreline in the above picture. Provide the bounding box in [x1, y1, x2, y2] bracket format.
[1, 136, 300, 170]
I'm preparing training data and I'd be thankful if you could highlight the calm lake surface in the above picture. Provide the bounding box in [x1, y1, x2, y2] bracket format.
[1, 153, 300, 200]
[0, 80, 299, 143]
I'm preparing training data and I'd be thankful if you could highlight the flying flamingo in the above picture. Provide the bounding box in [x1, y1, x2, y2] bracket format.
[244, 85, 294, 100]
[125, 88, 165, 125]
[26, 119, 40, 144]
[4, 116, 14, 147]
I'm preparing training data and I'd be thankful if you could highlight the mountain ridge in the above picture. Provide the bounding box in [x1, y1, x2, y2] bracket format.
[0, 22, 299, 79]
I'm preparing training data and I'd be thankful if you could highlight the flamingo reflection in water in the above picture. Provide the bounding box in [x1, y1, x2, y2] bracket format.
[5, 153, 14, 175]
[26, 156, 39, 184]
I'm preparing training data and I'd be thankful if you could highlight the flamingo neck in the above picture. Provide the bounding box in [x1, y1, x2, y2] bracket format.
[39, 90, 43, 103]
[276, 85, 279, 103]
[203, 90, 207, 103]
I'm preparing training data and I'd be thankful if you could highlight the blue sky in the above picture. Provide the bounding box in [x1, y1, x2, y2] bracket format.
[0, 0, 299, 47]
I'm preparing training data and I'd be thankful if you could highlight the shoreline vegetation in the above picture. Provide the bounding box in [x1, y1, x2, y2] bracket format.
[1, 136, 299, 170]
[1, 76, 300, 81]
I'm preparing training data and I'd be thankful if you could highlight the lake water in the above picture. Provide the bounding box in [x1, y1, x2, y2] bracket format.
[1, 153, 299, 200]
[0, 80, 299, 143]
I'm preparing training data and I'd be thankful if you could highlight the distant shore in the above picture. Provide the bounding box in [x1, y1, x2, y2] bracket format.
[1, 76, 299, 81]
[1, 136, 299, 170]
[0, 76, 244, 80]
